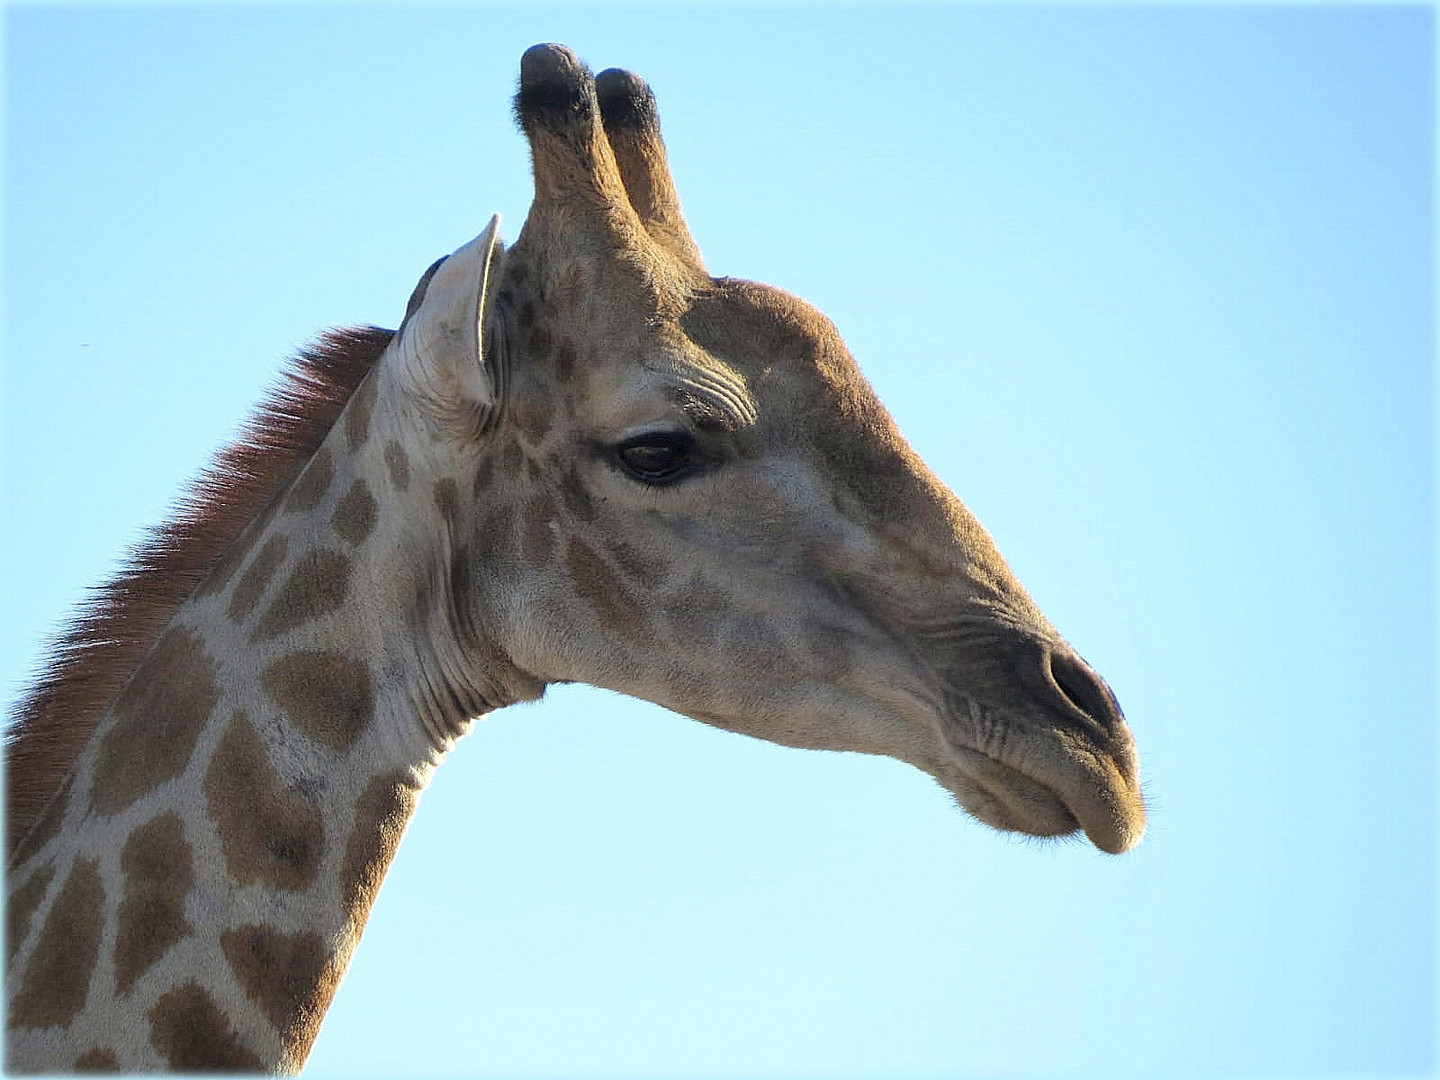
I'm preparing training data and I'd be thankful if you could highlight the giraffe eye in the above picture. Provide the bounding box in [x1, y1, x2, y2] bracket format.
[615, 432, 698, 485]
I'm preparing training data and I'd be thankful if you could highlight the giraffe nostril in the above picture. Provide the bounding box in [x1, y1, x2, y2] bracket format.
[1045, 646, 1124, 733]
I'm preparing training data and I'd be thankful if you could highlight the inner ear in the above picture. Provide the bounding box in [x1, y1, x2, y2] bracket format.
[393, 215, 505, 431]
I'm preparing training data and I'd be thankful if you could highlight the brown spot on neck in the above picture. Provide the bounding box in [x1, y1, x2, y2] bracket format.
[433, 477, 461, 532]
[341, 772, 421, 932]
[5, 327, 390, 863]
[205, 711, 325, 890]
[73, 1047, 120, 1072]
[148, 982, 264, 1071]
[473, 455, 497, 498]
[553, 340, 577, 383]
[286, 447, 335, 514]
[227, 533, 289, 624]
[332, 478, 377, 546]
[11, 773, 74, 870]
[7, 864, 55, 965]
[10, 858, 105, 1029]
[261, 651, 375, 751]
[89, 629, 219, 818]
[250, 548, 352, 642]
[220, 926, 338, 1067]
[115, 811, 195, 994]
[345, 379, 378, 452]
[196, 493, 284, 601]
[383, 439, 410, 491]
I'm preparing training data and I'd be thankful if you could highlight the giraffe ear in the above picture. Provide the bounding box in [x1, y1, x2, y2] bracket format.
[394, 214, 505, 423]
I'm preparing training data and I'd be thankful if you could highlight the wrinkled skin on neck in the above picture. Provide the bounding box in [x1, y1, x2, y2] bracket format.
[391, 44, 1144, 853]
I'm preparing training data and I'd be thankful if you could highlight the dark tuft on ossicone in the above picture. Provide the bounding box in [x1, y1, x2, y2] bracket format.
[596, 68, 658, 133]
[514, 43, 594, 132]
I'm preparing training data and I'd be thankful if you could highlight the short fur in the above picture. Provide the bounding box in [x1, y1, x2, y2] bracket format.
[4, 326, 394, 860]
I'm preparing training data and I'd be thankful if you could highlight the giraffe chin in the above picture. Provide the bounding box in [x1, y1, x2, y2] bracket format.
[942, 744, 1145, 856]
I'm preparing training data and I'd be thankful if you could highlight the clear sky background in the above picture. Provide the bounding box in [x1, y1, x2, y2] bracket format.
[1, 5, 1433, 1078]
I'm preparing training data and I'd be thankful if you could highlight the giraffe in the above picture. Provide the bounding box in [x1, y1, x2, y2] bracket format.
[4, 44, 1145, 1073]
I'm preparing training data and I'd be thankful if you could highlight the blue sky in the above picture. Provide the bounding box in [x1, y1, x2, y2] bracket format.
[2, 5, 1433, 1078]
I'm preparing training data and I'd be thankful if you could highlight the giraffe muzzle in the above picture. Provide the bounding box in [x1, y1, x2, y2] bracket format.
[935, 631, 1145, 854]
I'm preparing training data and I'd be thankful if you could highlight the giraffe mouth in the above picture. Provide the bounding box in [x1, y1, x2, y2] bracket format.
[942, 738, 1144, 855]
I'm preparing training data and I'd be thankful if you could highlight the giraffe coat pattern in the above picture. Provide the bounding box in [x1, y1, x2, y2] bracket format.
[4, 43, 1144, 1073]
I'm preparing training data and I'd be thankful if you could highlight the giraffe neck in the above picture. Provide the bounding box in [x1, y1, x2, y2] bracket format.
[5, 370, 543, 1072]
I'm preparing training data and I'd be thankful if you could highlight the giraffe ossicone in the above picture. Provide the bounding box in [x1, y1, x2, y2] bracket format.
[5, 43, 1145, 1073]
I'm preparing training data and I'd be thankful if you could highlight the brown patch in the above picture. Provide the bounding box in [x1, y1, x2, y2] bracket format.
[501, 442, 523, 472]
[340, 772, 421, 930]
[566, 540, 653, 642]
[221, 925, 338, 1062]
[148, 982, 264, 1071]
[406, 579, 435, 633]
[472, 455, 496, 498]
[527, 324, 553, 361]
[115, 811, 194, 994]
[227, 533, 288, 623]
[11, 772, 73, 868]
[610, 539, 665, 588]
[553, 340, 577, 383]
[332, 479, 377, 547]
[5, 327, 391, 861]
[446, 543, 482, 644]
[513, 393, 553, 446]
[345, 379, 378, 452]
[90, 629, 219, 817]
[7, 864, 55, 965]
[193, 496, 276, 601]
[205, 712, 325, 891]
[471, 505, 516, 569]
[10, 858, 104, 1029]
[383, 439, 410, 491]
[251, 549, 352, 642]
[433, 477, 461, 533]
[73, 1047, 120, 1072]
[559, 466, 597, 521]
[285, 447, 334, 513]
[803, 622, 855, 681]
[261, 651, 374, 752]
[522, 492, 558, 561]
[194, 544, 244, 602]
[663, 579, 728, 647]
[518, 300, 536, 328]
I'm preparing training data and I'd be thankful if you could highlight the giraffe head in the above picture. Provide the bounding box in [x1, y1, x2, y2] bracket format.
[387, 45, 1144, 853]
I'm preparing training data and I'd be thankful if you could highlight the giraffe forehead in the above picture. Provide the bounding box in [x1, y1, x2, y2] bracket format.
[543, 343, 757, 437]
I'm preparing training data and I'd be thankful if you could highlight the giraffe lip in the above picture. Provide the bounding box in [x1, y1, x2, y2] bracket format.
[946, 741, 1145, 855]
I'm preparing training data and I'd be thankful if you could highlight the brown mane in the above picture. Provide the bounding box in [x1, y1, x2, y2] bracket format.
[4, 326, 395, 861]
